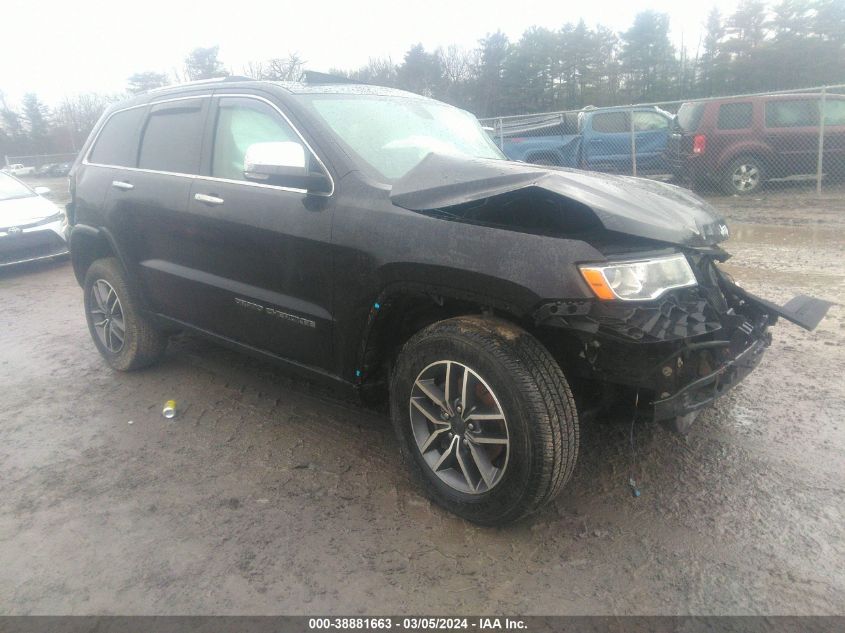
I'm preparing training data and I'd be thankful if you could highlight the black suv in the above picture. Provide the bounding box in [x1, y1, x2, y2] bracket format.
[67, 78, 830, 524]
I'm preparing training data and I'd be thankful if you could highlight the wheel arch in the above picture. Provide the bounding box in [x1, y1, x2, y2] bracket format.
[716, 145, 773, 175]
[69, 225, 133, 287]
[353, 281, 536, 395]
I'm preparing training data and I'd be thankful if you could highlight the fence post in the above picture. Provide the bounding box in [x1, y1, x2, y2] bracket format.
[816, 86, 827, 195]
[629, 107, 637, 177]
[498, 117, 504, 150]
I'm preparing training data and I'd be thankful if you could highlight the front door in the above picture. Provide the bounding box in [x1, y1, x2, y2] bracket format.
[178, 95, 335, 369]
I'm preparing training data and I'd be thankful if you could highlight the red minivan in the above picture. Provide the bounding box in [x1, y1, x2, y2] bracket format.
[666, 93, 845, 195]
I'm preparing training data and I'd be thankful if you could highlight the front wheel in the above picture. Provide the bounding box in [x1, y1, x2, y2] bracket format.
[389, 316, 579, 525]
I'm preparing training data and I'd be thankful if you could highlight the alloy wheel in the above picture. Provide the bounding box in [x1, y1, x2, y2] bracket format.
[731, 163, 760, 192]
[409, 360, 509, 494]
[90, 279, 125, 353]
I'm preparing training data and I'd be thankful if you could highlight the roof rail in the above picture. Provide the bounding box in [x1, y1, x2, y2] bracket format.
[147, 75, 253, 93]
[302, 70, 361, 85]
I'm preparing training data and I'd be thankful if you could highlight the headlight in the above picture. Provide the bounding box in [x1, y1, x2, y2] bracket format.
[579, 254, 697, 301]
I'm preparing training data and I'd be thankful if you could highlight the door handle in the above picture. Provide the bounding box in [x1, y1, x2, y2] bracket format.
[112, 180, 134, 190]
[194, 193, 224, 206]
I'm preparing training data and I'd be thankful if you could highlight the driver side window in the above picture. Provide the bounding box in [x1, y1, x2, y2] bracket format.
[212, 97, 299, 181]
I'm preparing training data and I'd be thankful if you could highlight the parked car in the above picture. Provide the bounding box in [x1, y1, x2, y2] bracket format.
[2, 163, 36, 177]
[666, 93, 845, 194]
[50, 162, 72, 177]
[0, 171, 69, 266]
[37, 162, 72, 177]
[34, 163, 73, 178]
[500, 105, 673, 172]
[68, 78, 830, 524]
[35, 163, 57, 177]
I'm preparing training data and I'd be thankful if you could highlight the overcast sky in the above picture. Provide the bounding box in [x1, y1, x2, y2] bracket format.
[3, 0, 741, 106]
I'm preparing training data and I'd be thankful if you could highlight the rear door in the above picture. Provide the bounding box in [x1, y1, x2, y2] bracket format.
[764, 98, 820, 176]
[582, 111, 631, 171]
[76, 104, 147, 230]
[105, 96, 210, 316]
[179, 94, 335, 369]
[631, 110, 671, 171]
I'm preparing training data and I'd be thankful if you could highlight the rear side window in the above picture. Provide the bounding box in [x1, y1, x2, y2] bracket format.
[676, 102, 704, 132]
[211, 97, 299, 181]
[766, 99, 819, 127]
[717, 103, 753, 130]
[823, 99, 845, 126]
[89, 107, 145, 166]
[592, 112, 629, 133]
[633, 111, 669, 131]
[138, 100, 207, 174]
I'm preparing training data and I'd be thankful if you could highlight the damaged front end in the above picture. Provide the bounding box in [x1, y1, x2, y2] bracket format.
[390, 153, 832, 423]
[534, 251, 831, 422]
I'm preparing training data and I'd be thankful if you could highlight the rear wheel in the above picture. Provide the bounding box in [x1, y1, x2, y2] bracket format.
[721, 156, 765, 195]
[83, 258, 167, 371]
[390, 316, 579, 525]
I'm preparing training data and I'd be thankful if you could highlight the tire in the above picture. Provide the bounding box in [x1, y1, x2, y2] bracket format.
[83, 257, 167, 371]
[389, 315, 579, 525]
[721, 156, 765, 195]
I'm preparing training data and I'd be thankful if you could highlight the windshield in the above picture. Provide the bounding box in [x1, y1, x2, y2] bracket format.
[0, 172, 35, 202]
[676, 102, 705, 132]
[303, 95, 505, 181]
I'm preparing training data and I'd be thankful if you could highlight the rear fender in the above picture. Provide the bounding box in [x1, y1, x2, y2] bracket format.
[69, 224, 137, 290]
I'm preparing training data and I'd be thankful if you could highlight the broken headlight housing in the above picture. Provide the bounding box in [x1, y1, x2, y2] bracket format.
[579, 254, 697, 301]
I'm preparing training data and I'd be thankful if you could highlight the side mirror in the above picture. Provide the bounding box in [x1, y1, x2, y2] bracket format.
[34, 186, 51, 196]
[244, 141, 307, 179]
[243, 142, 331, 193]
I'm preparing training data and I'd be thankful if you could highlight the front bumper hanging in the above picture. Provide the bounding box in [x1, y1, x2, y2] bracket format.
[536, 264, 833, 422]
[651, 336, 769, 421]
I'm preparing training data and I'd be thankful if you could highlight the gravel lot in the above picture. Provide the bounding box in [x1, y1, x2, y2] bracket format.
[1, 177, 843, 615]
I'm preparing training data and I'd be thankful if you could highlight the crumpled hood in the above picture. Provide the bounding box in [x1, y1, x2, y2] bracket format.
[389, 154, 730, 247]
[0, 195, 62, 229]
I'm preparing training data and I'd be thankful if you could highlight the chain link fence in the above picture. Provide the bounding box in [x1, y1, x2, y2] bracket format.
[480, 84, 845, 196]
[3, 153, 78, 176]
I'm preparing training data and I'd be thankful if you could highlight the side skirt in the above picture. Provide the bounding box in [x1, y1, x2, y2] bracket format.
[150, 313, 355, 397]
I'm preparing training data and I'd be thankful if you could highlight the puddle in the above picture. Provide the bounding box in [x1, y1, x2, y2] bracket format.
[720, 262, 844, 295]
[728, 222, 843, 247]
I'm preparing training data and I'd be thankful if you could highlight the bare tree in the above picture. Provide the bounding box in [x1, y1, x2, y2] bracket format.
[242, 60, 265, 79]
[55, 93, 113, 151]
[439, 45, 477, 84]
[242, 54, 305, 81]
[263, 54, 306, 81]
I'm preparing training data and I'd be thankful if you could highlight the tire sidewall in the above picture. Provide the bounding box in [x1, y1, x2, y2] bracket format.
[390, 329, 543, 524]
[83, 259, 139, 371]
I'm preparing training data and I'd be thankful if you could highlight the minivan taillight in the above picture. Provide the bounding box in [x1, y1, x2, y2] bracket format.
[693, 134, 707, 155]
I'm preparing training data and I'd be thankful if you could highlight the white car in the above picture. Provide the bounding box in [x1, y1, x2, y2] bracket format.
[0, 171, 68, 266]
[2, 163, 36, 177]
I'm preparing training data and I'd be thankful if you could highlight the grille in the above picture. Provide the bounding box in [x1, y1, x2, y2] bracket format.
[0, 231, 67, 265]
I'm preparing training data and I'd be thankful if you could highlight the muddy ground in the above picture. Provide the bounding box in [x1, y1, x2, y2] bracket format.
[1, 178, 843, 615]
